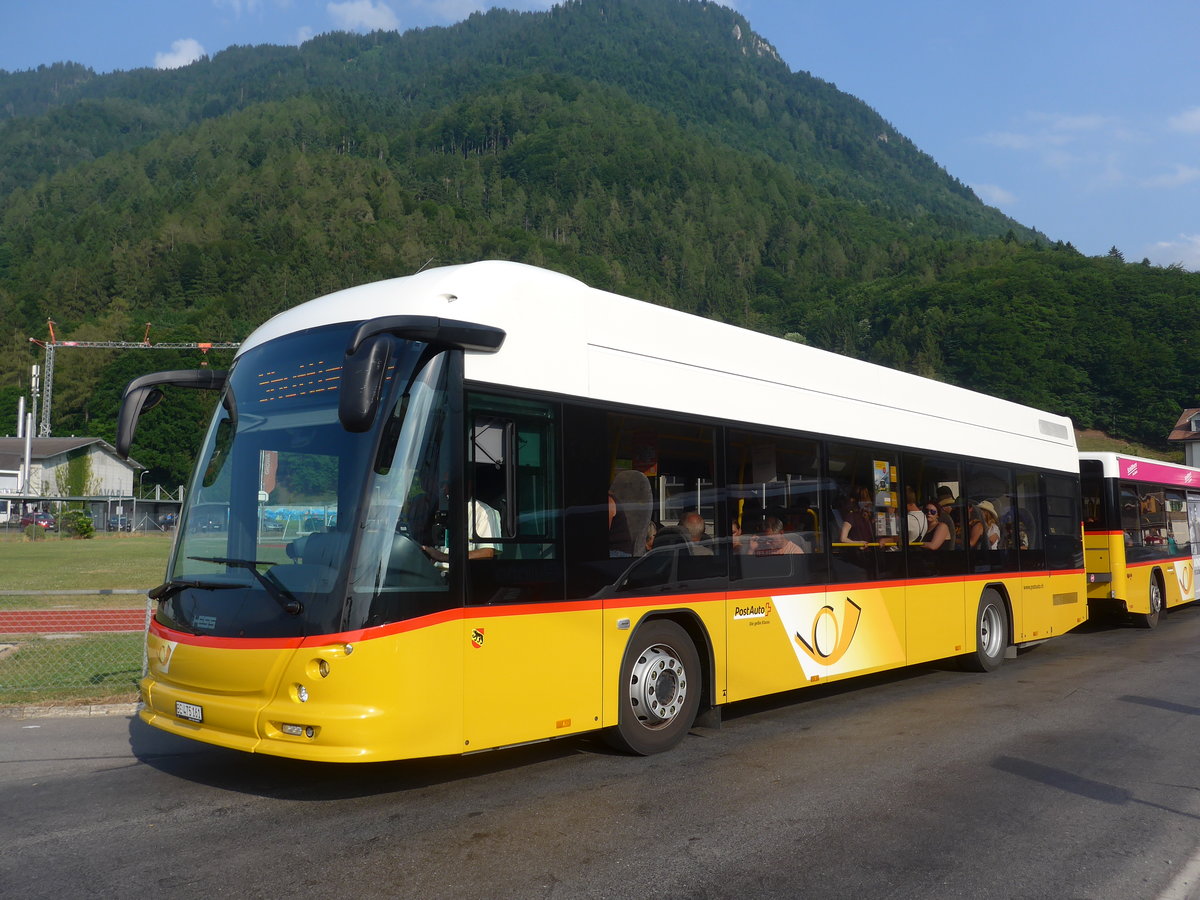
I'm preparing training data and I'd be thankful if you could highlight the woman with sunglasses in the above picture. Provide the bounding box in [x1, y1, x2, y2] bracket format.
[922, 502, 954, 550]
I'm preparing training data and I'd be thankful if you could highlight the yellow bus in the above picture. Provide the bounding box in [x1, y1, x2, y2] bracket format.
[1079, 452, 1199, 627]
[118, 261, 1086, 762]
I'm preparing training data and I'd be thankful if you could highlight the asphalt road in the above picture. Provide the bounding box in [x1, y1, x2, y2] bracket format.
[3, 607, 1200, 899]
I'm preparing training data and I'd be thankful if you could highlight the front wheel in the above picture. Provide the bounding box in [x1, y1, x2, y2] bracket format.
[1135, 576, 1163, 629]
[605, 619, 702, 755]
[961, 589, 1008, 672]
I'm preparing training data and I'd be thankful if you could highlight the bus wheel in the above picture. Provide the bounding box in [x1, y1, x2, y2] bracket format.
[1136, 577, 1163, 629]
[605, 619, 701, 755]
[961, 589, 1008, 673]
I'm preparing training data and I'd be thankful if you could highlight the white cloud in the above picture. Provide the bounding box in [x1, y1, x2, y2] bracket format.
[327, 0, 400, 31]
[973, 183, 1016, 206]
[1168, 107, 1200, 134]
[979, 112, 1121, 154]
[1036, 112, 1114, 133]
[1142, 164, 1200, 189]
[414, 0, 485, 18]
[154, 38, 206, 70]
[295, 26, 315, 45]
[409, 0, 560, 21]
[979, 131, 1040, 151]
[214, 0, 262, 14]
[1146, 234, 1200, 270]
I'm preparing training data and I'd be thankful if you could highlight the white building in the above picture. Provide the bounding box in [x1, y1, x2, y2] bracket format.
[1167, 408, 1200, 468]
[0, 436, 144, 500]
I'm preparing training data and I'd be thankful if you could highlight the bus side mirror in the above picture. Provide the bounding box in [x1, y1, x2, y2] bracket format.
[116, 369, 226, 458]
[338, 335, 392, 433]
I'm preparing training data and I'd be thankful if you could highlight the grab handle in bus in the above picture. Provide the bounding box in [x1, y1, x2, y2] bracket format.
[116, 369, 227, 458]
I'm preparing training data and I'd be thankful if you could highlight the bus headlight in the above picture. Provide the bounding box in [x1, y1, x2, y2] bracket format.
[294, 683, 309, 703]
[306, 658, 331, 679]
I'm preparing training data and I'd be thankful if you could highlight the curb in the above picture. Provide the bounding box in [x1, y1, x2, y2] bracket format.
[0, 702, 139, 719]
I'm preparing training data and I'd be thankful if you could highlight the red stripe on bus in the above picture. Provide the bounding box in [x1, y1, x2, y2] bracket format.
[1125, 557, 1190, 569]
[151, 567, 1085, 650]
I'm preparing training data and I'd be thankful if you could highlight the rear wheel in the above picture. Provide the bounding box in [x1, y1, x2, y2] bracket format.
[961, 589, 1008, 672]
[605, 619, 701, 755]
[1135, 576, 1163, 629]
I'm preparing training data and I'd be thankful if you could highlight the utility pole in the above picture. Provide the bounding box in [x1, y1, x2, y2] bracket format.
[28, 321, 240, 437]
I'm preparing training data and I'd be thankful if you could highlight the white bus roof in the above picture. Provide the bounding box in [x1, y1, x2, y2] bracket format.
[241, 261, 1078, 473]
[1079, 452, 1200, 488]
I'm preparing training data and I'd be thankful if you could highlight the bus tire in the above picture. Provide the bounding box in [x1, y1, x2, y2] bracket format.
[961, 589, 1008, 673]
[1135, 575, 1163, 629]
[605, 619, 701, 756]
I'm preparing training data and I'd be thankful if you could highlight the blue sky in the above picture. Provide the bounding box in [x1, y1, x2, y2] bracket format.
[2, 0, 1198, 268]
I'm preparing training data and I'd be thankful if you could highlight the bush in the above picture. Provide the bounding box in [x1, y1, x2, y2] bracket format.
[23, 524, 45, 541]
[60, 509, 95, 539]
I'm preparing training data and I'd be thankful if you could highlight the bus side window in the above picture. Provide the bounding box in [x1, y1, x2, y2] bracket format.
[1043, 473, 1082, 570]
[1119, 482, 1142, 550]
[726, 428, 825, 588]
[1166, 490, 1189, 557]
[1137, 486, 1169, 559]
[1015, 470, 1046, 570]
[562, 407, 723, 598]
[466, 395, 563, 604]
[828, 443, 903, 583]
[902, 452, 966, 579]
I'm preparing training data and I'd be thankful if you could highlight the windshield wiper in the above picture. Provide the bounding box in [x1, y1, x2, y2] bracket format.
[148, 578, 241, 602]
[187, 556, 304, 615]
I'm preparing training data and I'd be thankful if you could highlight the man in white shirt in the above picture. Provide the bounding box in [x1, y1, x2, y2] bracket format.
[425, 497, 501, 562]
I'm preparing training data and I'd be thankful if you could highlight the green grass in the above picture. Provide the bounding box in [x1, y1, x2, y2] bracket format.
[1075, 428, 1183, 462]
[0, 533, 172, 592]
[0, 535, 167, 706]
[0, 634, 142, 705]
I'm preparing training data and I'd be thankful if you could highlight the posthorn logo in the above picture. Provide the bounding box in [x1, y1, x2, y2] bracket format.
[794, 597, 862, 666]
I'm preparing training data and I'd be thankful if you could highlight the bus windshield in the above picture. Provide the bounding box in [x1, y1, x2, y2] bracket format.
[159, 323, 453, 638]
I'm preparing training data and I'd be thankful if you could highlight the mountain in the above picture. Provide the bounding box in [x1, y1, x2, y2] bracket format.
[0, 0, 1195, 485]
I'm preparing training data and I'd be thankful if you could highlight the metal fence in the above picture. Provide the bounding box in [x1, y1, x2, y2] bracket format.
[0, 591, 150, 705]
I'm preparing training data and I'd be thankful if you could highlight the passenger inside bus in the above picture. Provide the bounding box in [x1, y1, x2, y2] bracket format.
[922, 503, 953, 550]
[905, 487, 926, 544]
[655, 511, 714, 555]
[750, 516, 806, 555]
[976, 500, 1001, 550]
[839, 487, 875, 546]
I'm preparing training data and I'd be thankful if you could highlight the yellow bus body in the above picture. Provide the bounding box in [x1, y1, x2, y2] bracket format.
[141, 567, 1083, 762]
[1084, 531, 1192, 616]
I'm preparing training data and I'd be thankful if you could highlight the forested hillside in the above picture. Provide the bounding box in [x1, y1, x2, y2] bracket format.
[0, 0, 1195, 486]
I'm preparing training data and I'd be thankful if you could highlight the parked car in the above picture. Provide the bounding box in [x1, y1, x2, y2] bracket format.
[107, 515, 131, 532]
[20, 512, 56, 530]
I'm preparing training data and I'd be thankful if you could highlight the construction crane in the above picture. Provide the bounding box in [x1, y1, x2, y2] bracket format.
[28, 321, 240, 437]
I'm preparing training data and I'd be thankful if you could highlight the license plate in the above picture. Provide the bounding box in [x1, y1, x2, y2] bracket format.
[175, 701, 204, 723]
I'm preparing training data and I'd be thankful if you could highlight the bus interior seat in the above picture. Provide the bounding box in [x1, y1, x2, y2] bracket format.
[302, 532, 347, 568]
[785, 532, 814, 553]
